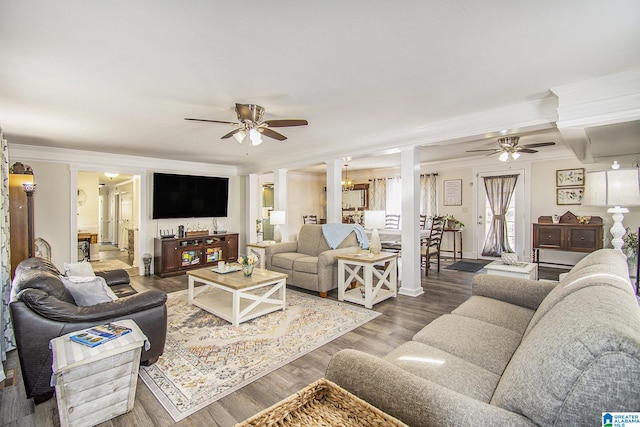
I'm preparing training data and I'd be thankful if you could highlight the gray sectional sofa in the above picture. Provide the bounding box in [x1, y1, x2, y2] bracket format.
[326, 249, 640, 426]
[265, 224, 360, 297]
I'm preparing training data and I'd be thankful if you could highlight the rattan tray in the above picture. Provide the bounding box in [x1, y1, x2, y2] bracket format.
[235, 378, 407, 427]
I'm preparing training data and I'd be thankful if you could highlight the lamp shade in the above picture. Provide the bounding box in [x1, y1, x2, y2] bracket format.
[364, 210, 386, 229]
[270, 210, 286, 225]
[582, 169, 640, 207]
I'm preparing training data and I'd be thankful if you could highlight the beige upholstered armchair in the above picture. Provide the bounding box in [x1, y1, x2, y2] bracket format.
[265, 224, 360, 297]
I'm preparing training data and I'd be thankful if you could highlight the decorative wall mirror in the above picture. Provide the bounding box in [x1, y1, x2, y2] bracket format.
[342, 183, 369, 210]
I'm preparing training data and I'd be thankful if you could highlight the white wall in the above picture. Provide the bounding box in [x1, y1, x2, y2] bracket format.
[77, 171, 99, 234]
[25, 160, 70, 269]
[9, 146, 240, 273]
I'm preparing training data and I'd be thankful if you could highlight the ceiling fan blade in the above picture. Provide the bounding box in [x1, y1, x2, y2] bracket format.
[466, 149, 500, 153]
[519, 142, 556, 149]
[259, 127, 287, 141]
[184, 118, 239, 125]
[517, 148, 538, 153]
[263, 119, 309, 128]
[221, 128, 242, 139]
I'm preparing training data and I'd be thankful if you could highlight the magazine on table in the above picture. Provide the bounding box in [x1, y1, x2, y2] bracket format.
[70, 323, 132, 348]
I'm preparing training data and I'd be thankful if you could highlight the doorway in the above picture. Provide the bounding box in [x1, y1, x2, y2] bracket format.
[77, 172, 138, 269]
[476, 168, 527, 261]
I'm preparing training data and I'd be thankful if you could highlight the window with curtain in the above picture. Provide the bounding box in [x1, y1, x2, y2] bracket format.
[385, 177, 402, 215]
[369, 178, 386, 210]
[0, 133, 16, 383]
[481, 174, 519, 257]
[420, 173, 438, 219]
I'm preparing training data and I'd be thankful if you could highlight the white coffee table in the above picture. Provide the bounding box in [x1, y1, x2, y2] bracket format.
[484, 260, 538, 280]
[187, 266, 287, 326]
[337, 251, 398, 309]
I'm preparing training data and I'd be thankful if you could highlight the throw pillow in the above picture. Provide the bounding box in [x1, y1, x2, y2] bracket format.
[63, 261, 95, 277]
[60, 276, 118, 306]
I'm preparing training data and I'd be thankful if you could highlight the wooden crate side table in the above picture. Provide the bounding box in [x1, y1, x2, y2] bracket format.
[337, 251, 398, 309]
[50, 320, 148, 427]
[246, 241, 276, 269]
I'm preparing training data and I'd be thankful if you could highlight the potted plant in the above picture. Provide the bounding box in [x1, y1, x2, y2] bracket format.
[443, 214, 465, 229]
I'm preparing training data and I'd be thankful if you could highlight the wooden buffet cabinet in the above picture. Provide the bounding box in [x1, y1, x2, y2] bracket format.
[154, 233, 239, 277]
[532, 211, 603, 264]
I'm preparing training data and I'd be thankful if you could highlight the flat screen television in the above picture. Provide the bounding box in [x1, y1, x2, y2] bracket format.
[152, 173, 229, 219]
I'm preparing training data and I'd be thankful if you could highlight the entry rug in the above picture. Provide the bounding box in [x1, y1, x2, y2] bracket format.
[139, 288, 381, 421]
[445, 261, 486, 273]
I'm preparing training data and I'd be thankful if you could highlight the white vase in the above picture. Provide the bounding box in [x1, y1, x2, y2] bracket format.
[501, 252, 518, 265]
[370, 229, 381, 254]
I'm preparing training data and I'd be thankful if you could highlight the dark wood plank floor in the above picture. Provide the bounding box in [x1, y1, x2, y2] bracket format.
[0, 259, 567, 427]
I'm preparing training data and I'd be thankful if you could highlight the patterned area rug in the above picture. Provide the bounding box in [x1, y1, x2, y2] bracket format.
[139, 288, 381, 421]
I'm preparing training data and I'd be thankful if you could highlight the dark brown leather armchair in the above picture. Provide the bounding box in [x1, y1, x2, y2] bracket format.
[9, 258, 167, 402]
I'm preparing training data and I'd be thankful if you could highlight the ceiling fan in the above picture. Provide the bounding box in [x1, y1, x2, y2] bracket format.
[466, 136, 555, 161]
[185, 103, 308, 146]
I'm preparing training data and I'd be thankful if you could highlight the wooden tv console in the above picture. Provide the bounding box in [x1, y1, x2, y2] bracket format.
[154, 233, 238, 277]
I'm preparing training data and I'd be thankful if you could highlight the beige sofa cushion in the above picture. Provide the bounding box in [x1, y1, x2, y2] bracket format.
[491, 281, 640, 426]
[413, 315, 522, 376]
[384, 341, 501, 402]
[452, 296, 535, 335]
[523, 249, 633, 337]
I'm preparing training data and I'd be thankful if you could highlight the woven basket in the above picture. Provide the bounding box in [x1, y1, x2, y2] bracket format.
[235, 378, 407, 427]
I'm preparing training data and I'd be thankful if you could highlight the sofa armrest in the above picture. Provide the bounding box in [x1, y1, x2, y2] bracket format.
[265, 242, 299, 268]
[265, 242, 298, 257]
[18, 288, 167, 323]
[318, 246, 361, 268]
[472, 274, 558, 310]
[95, 269, 130, 286]
[326, 349, 535, 427]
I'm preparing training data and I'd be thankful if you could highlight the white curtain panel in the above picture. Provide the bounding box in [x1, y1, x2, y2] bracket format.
[385, 177, 402, 215]
[420, 173, 438, 219]
[0, 134, 16, 382]
[369, 178, 386, 211]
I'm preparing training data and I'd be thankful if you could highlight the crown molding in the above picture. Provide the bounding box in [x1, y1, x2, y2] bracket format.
[8, 143, 238, 176]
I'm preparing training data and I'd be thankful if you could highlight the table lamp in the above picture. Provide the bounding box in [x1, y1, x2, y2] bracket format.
[365, 210, 386, 254]
[270, 210, 286, 243]
[582, 164, 640, 250]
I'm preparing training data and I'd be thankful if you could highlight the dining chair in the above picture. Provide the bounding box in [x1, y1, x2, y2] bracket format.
[385, 214, 400, 229]
[421, 216, 444, 276]
[419, 215, 427, 230]
[302, 215, 318, 224]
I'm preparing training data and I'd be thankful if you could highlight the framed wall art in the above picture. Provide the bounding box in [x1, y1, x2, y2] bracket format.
[557, 187, 584, 205]
[556, 168, 585, 187]
[443, 179, 462, 206]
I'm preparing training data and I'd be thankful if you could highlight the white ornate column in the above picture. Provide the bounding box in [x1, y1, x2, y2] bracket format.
[399, 146, 424, 297]
[326, 160, 343, 224]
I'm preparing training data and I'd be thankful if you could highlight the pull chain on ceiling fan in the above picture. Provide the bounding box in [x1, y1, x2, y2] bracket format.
[185, 103, 308, 146]
[466, 136, 555, 161]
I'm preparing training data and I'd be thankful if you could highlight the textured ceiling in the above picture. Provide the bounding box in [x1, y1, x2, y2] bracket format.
[1, 1, 639, 173]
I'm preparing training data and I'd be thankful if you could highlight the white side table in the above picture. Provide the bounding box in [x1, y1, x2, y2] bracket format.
[485, 261, 538, 280]
[247, 241, 275, 269]
[337, 251, 398, 309]
[50, 320, 148, 427]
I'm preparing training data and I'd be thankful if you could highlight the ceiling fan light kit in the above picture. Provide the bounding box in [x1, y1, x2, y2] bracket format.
[467, 135, 555, 161]
[185, 103, 308, 146]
